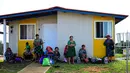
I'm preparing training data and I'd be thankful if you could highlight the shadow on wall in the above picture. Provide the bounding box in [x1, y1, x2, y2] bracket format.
[0, 41, 9, 55]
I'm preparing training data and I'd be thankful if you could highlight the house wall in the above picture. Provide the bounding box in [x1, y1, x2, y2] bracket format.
[9, 21, 19, 53]
[18, 18, 37, 56]
[17, 15, 57, 56]
[37, 15, 57, 39]
[93, 16, 115, 58]
[8, 12, 115, 58]
[37, 15, 57, 50]
[57, 12, 93, 58]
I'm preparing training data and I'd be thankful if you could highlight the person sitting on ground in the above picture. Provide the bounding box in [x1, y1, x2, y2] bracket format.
[63, 45, 68, 62]
[79, 44, 89, 63]
[23, 42, 33, 60]
[46, 46, 54, 54]
[5, 47, 15, 63]
[46, 46, 54, 59]
[54, 47, 60, 62]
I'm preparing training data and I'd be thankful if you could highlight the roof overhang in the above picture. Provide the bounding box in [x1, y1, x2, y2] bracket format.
[0, 6, 128, 24]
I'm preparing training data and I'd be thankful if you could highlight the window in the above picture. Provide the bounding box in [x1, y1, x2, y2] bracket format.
[20, 24, 35, 40]
[95, 21, 112, 38]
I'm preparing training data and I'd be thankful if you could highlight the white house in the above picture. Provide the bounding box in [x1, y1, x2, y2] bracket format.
[0, 6, 128, 58]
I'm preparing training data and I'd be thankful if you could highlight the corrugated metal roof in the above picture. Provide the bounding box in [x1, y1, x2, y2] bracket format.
[0, 6, 128, 24]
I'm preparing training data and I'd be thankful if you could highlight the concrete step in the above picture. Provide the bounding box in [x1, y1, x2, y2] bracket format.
[18, 62, 50, 73]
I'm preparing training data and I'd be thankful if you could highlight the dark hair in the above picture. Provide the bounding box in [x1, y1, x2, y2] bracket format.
[106, 35, 110, 38]
[26, 42, 29, 45]
[70, 36, 73, 38]
[6, 47, 12, 52]
[55, 47, 59, 50]
[82, 44, 85, 47]
[36, 34, 39, 36]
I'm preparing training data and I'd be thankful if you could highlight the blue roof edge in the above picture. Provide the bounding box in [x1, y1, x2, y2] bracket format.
[0, 6, 128, 24]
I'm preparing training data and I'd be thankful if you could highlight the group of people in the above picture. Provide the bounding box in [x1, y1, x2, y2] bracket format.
[5, 34, 114, 64]
[25, 34, 89, 64]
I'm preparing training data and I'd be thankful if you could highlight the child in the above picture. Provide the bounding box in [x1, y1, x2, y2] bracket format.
[23, 42, 33, 60]
[54, 47, 60, 62]
[63, 45, 68, 62]
[79, 44, 88, 63]
[25, 42, 31, 54]
[5, 47, 15, 63]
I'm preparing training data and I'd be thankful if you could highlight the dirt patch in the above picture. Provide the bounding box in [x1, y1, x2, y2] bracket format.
[80, 66, 109, 73]
[54, 71, 65, 73]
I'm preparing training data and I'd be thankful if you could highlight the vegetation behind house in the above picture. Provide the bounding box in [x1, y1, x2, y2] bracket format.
[0, 41, 9, 55]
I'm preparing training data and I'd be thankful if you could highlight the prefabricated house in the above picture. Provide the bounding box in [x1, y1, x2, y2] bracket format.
[0, 6, 128, 58]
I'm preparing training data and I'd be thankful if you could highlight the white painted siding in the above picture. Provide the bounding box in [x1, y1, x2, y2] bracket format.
[57, 12, 93, 58]
[37, 15, 57, 50]
[37, 15, 57, 34]
[9, 21, 18, 53]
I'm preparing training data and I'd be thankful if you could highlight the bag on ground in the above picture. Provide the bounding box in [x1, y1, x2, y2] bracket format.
[84, 58, 89, 63]
[64, 58, 67, 62]
[39, 56, 44, 64]
[50, 59, 54, 64]
[96, 58, 102, 64]
[102, 56, 108, 64]
[42, 58, 50, 66]
[90, 57, 97, 64]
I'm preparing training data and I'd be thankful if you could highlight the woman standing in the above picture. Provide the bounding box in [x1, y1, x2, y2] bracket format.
[33, 34, 43, 62]
[104, 35, 114, 62]
[67, 36, 76, 64]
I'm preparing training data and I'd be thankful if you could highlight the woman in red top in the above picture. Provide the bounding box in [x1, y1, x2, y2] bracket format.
[46, 46, 53, 54]
[46, 46, 54, 59]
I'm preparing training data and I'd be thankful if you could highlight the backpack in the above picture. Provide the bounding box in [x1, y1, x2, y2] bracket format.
[102, 56, 108, 64]
[90, 57, 97, 64]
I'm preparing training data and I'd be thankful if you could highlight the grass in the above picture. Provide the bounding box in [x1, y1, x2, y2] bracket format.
[47, 61, 130, 73]
[0, 61, 31, 73]
[115, 54, 124, 58]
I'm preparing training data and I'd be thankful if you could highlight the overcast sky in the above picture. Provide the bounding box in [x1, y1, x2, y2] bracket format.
[0, 0, 130, 42]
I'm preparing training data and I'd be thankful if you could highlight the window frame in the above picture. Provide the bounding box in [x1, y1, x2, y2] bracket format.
[19, 23, 36, 40]
[94, 20, 113, 39]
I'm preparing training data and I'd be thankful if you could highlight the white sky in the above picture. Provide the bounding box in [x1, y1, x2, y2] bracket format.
[0, 0, 130, 42]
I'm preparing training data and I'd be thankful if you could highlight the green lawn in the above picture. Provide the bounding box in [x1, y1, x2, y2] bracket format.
[115, 54, 124, 58]
[47, 61, 130, 73]
[0, 61, 31, 73]
[0, 60, 129, 73]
